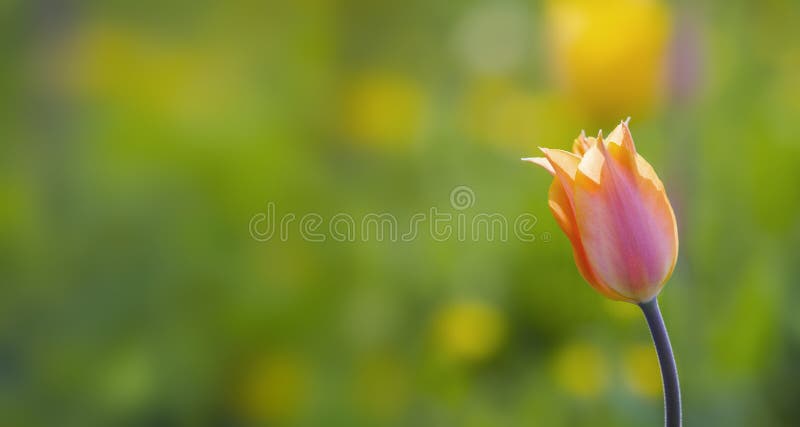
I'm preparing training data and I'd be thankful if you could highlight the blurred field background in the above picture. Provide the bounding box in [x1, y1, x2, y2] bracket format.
[2, 0, 800, 426]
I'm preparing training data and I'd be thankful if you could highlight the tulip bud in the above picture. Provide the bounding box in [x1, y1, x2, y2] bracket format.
[523, 120, 678, 302]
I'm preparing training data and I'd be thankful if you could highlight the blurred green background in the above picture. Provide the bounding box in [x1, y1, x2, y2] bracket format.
[2, 0, 800, 425]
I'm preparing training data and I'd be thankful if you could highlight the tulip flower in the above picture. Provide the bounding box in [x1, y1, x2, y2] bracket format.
[523, 119, 682, 426]
[523, 119, 678, 302]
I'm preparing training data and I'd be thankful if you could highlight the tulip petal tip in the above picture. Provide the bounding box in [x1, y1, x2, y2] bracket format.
[522, 156, 555, 175]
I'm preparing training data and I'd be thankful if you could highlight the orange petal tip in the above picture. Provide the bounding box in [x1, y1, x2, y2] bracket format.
[522, 157, 555, 175]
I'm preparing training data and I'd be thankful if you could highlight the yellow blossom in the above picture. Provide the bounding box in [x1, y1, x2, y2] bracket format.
[432, 300, 507, 363]
[546, 0, 671, 120]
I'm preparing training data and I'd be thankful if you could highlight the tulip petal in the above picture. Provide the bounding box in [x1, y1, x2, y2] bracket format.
[573, 142, 678, 301]
[604, 123, 638, 172]
[635, 154, 666, 191]
[547, 178, 634, 302]
[606, 120, 636, 153]
[572, 130, 591, 156]
[522, 157, 555, 175]
[547, 178, 577, 240]
[539, 148, 580, 181]
[539, 148, 582, 207]
[574, 140, 604, 185]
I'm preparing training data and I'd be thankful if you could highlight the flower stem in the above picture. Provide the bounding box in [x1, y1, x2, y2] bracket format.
[639, 298, 682, 427]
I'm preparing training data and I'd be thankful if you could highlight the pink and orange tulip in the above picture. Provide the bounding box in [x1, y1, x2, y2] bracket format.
[523, 120, 678, 303]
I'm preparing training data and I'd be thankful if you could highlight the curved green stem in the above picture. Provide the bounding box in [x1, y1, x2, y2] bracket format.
[639, 298, 682, 427]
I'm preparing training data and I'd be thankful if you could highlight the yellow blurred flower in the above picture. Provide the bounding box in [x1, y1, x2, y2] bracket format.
[622, 343, 661, 398]
[66, 24, 243, 124]
[552, 341, 609, 398]
[546, 0, 671, 120]
[342, 72, 427, 149]
[236, 353, 310, 422]
[432, 300, 507, 363]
